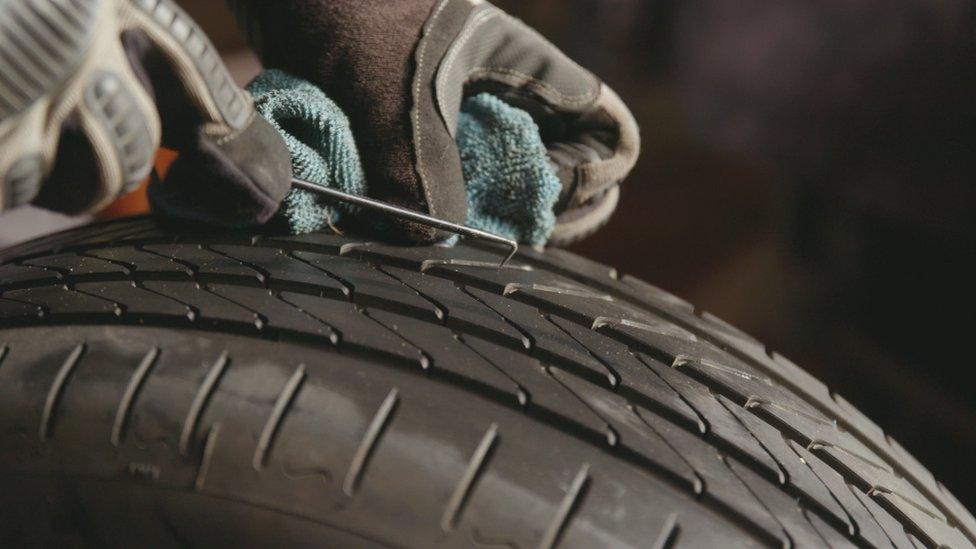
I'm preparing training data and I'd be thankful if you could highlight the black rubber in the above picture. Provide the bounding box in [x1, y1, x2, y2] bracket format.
[0, 217, 972, 548]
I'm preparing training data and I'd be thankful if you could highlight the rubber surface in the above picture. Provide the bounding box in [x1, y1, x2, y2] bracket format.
[0, 217, 972, 548]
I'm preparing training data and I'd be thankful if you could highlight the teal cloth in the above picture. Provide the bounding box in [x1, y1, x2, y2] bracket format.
[248, 70, 366, 235]
[249, 70, 561, 245]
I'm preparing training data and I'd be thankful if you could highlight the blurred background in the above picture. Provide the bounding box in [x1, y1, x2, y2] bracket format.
[1, 0, 973, 505]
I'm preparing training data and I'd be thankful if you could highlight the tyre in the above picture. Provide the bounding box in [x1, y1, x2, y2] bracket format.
[0, 217, 972, 548]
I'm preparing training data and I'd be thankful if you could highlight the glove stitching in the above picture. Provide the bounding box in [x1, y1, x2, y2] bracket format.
[413, 0, 454, 218]
[438, 8, 498, 100]
[467, 67, 598, 106]
[440, 8, 598, 108]
[214, 109, 257, 146]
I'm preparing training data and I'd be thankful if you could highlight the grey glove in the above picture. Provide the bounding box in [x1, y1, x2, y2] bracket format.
[0, 0, 292, 223]
[230, 0, 640, 244]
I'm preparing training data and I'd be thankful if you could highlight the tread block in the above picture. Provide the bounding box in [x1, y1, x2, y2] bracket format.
[593, 318, 703, 366]
[140, 281, 260, 329]
[789, 440, 895, 548]
[506, 283, 660, 333]
[462, 336, 615, 443]
[207, 285, 335, 341]
[848, 484, 918, 548]
[208, 246, 347, 297]
[341, 241, 513, 270]
[465, 287, 611, 377]
[518, 247, 619, 283]
[743, 399, 898, 496]
[23, 253, 129, 277]
[365, 309, 524, 406]
[258, 232, 350, 252]
[719, 395, 858, 536]
[725, 457, 831, 546]
[0, 264, 61, 287]
[293, 252, 437, 317]
[143, 244, 264, 282]
[877, 486, 968, 548]
[810, 443, 940, 522]
[513, 247, 697, 314]
[670, 351, 841, 438]
[635, 408, 787, 546]
[549, 316, 705, 433]
[86, 247, 193, 278]
[0, 297, 45, 320]
[423, 260, 571, 294]
[278, 292, 425, 367]
[804, 509, 863, 548]
[73, 281, 192, 320]
[548, 367, 704, 493]
[381, 266, 528, 348]
[3, 286, 120, 317]
[640, 354, 785, 483]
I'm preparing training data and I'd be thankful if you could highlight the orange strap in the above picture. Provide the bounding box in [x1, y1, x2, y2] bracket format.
[96, 148, 177, 219]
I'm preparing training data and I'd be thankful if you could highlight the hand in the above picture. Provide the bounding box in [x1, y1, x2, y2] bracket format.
[0, 0, 292, 225]
[230, 0, 639, 244]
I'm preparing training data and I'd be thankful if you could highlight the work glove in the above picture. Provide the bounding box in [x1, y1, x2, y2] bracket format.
[230, 0, 640, 244]
[0, 0, 292, 224]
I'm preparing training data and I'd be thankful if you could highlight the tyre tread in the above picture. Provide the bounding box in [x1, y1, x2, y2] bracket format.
[0, 218, 972, 548]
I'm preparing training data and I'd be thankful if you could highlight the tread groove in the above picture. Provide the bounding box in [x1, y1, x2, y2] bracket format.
[343, 388, 399, 497]
[137, 283, 198, 322]
[275, 293, 340, 345]
[441, 422, 499, 532]
[548, 315, 620, 388]
[784, 437, 861, 538]
[194, 423, 221, 491]
[651, 513, 680, 549]
[289, 251, 352, 298]
[111, 346, 160, 446]
[39, 342, 85, 441]
[723, 456, 793, 548]
[547, 367, 619, 447]
[361, 310, 431, 370]
[456, 334, 531, 407]
[635, 354, 710, 434]
[631, 406, 705, 495]
[538, 463, 590, 549]
[717, 397, 788, 485]
[253, 364, 306, 471]
[179, 350, 230, 456]
[463, 287, 533, 350]
[379, 265, 447, 322]
[845, 483, 899, 548]
[205, 245, 269, 286]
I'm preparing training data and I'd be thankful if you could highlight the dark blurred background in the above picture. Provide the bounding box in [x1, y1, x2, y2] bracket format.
[1, 0, 974, 505]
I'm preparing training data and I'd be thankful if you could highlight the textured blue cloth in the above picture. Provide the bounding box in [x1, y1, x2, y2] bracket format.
[248, 70, 366, 235]
[248, 70, 560, 245]
[457, 93, 560, 245]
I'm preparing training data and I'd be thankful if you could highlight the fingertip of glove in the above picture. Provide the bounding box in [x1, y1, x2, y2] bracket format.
[222, 114, 294, 204]
[151, 116, 293, 227]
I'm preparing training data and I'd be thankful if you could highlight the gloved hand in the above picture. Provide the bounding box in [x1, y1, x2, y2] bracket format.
[0, 0, 292, 224]
[230, 0, 640, 244]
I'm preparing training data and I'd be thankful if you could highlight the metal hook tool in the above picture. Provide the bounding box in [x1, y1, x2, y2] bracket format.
[291, 177, 518, 268]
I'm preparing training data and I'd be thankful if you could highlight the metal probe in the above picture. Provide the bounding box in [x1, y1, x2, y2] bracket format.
[291, 177, 518, 268]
